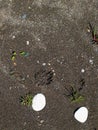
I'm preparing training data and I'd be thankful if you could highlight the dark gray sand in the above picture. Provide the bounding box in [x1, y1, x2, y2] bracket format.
[0, 0, 98, 130]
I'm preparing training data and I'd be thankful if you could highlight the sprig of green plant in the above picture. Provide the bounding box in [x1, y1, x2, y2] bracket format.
[20, 51, 29, 57]
[20, 93, 33, 106]
[70, 94, 85, 103]
[94, 27, 98, 39]
[64, 85, 85, 103]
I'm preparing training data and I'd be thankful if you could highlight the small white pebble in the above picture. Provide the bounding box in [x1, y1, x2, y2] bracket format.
[40, 120, 44, 124]
[42, 63, 46, 66]
[9, 87, 12, 90]
[57, 59, 60, 63]
[28, 6, 31, 9]
[23, 122, 27, 126]
[38, 38, 40, 41]
[37, 116, 40, 118]
[53, 73, 56, 76]
[81, 69, 85, 73]
[89, 59, 93, 65]
[48, 63, 51, 66]
[27, 75, 29, 78]
[51, 69, 55, 72]
[12, 35, 15, 39]
[26, 41, 30, 45]
[22, 85, 26, 88]
[87, 29, 90, 33]
[37, 60, 40, 64]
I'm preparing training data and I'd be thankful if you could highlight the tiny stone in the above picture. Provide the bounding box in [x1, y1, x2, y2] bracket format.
[13, 62, 17, 66]
[27, 75, 29, 78]
[81, 69, 85, 73]
[48, 63, 51, 66]
[12, 35, 15, 39]
[38, 38, 40, 41]
[53, 73, 56, 76]
[87, 29, 90, 32]
[89, 59, 93, 64]
[57, 59, 60, 63]
[40, 120, 44, 124]
[52, 69, 55, 72]
[42, 63, 46, 66]
[9, 87, 12, 90]
[26, 41, 30, 45]
[23, 122, 27, 126]
[22, 85, 25, 88]
[28, 6, 31, 9]
[37, 60, 40, 64]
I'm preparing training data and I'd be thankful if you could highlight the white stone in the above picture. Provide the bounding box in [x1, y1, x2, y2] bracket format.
[48, 63, 51, 66]
[38, 38, 40, 41]
[40, 120, 44, 123]
[32, 93, 46, 111]
[81, 69, 85, 73]
[26, 41, 30, 45]
[12, 35, 15, 39]
[37, 60, 40, 64]
[89, 59, 93, 64]
[42, 63, 46, 66]
[87, 29, 90, 32]
[28, 6, 31, 9]
[74, 107, 88, 123]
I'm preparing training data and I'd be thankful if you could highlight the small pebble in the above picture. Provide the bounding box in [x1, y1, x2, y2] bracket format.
[23, 122, 27, 126]
[57, 59, 60, 63]
[27, 75, 29, 78]
[61, 78, 63, 81]
[51, 69, 55, 72]
[28, 6, 31, 9]
[26, 41, 30, 45]
[53, 73, 56, 76]
[9, 87, 12, 90]
[89, 59, 93, 65]
[38, 38, 40, 41]
[37, 60, 40, 64]
[37, 116, 40, 118]
[81, 69, 85, 73]
[87, 28, 90, 33]
[42, 63, 46, 66]
[48, 63, 51, 66]
[13, 62, 17, 66]
[40, 120, 44, 124]
[12, 35, 15, 39]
